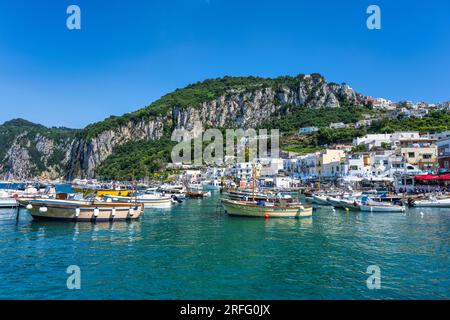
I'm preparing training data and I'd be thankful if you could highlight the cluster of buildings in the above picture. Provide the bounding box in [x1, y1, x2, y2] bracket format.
[177, 130, 450, 191]
[284, 131, 447, 181]
[366, 97, 450, 119]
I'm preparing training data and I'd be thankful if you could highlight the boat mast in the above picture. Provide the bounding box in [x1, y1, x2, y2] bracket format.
[131, 174, 136, 204]
[252, 164, 256, 201]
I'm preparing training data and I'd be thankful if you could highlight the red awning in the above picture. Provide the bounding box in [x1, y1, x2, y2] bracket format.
[414, 174, 450, 181]
[414, 174, 438, 181]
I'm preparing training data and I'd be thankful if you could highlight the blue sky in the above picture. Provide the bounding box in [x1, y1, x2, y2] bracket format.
[0, 0, 449, 128]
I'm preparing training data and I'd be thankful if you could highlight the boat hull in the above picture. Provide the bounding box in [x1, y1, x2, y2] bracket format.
[18, 198, 143, 222]
[138, 198, 172, 209]
[105, 195, 172, 209]
[338, 199, 360, 211]
[326, 197, 345, 208]
[0, 198, 18, 208]
[222, 199, 312, 218]
[412, 198, 450, 208]
[311, 195, 330, 206]
[360, 204, 405, 212]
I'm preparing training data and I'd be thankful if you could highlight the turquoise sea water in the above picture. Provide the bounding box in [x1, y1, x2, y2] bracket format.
[0, 192, 448, 299]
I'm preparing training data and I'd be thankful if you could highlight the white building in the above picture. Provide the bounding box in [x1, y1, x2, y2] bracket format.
[283, 153, 319, 180]
[353, 134, 392, 150]
[329, 122, 347, 129]
[344, 153, 371, 177]
[229, 162, 253, 180]
[299, 126, 319, 134]
[259, 158, 284, 177]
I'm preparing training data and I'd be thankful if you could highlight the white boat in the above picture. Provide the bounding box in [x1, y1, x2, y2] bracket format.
[312, 195, 331, 205]
[104, 189, 172, 209]
[339, 198, 361, 211]
[412, 197, 450, 208]
[0, 197, 18, 208]
[360, 203, 405, 212]
[136, 188, 172, 208]
[326, 197, 346, 208]
[0, 191, 18, 207]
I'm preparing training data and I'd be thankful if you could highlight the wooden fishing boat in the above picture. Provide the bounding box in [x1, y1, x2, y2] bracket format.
[222, 198, 312, 218]
[17, 198, 143, 221]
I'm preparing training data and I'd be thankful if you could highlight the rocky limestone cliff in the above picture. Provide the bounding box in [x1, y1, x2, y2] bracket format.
[66, 117, 166, 179]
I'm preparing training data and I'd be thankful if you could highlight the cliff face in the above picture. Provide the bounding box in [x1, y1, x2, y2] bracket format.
[66, 117, 166, 179]
[0, 75, 365, 180]
[0, 126, 75, 180]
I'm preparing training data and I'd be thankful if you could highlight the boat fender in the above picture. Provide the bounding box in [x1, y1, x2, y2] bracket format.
[94, 207, 99, 217]
[111, 208, 116, 217]
[264, 213, 269, 219]
[129, 208, 134, 216]
[26, 204, 33, 210]
[300, 206, 305, 210]
[39, 206, 48, 213]
[75, 207, 80, 217]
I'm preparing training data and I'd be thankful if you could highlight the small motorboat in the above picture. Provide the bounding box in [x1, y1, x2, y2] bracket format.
[359, 203, 405, 212]
[104, 189, 173, 209]
[339, 198, 361, 211]
[0, 190, 18, 208]
[410, 196, 450, 208]
[311, 195, 331, 206]
[326, 197, 346, 209]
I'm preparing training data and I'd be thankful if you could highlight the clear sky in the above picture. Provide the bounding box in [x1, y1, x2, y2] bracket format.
[0, 0, 449, 128]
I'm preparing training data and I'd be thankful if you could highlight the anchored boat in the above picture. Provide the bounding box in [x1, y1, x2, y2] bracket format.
[104, 188, 173, 208]
[359, 202, 405, 212]
[410, 196, 450, 208]
[222, 198, 313, 218]
[0, 191, 17, 208]
[17, 198, 143, 221]
[221, 164, 312, 218]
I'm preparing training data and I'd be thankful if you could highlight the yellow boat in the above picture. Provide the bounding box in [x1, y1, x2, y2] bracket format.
[222, 198, 313, 218]
[72, 187, 131, 197]
[95, 189, 131, 197]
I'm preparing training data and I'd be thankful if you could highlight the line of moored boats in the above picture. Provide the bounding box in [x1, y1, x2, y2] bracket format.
[0, 183, 212, 221]
[305, 190, 450, 212]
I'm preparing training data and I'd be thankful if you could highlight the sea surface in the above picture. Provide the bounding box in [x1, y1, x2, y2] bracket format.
[0, 191, 448, 299]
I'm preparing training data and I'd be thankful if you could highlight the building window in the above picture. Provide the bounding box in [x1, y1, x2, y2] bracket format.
[408, 152, 415, 158]
[422, 154, 432, 159]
